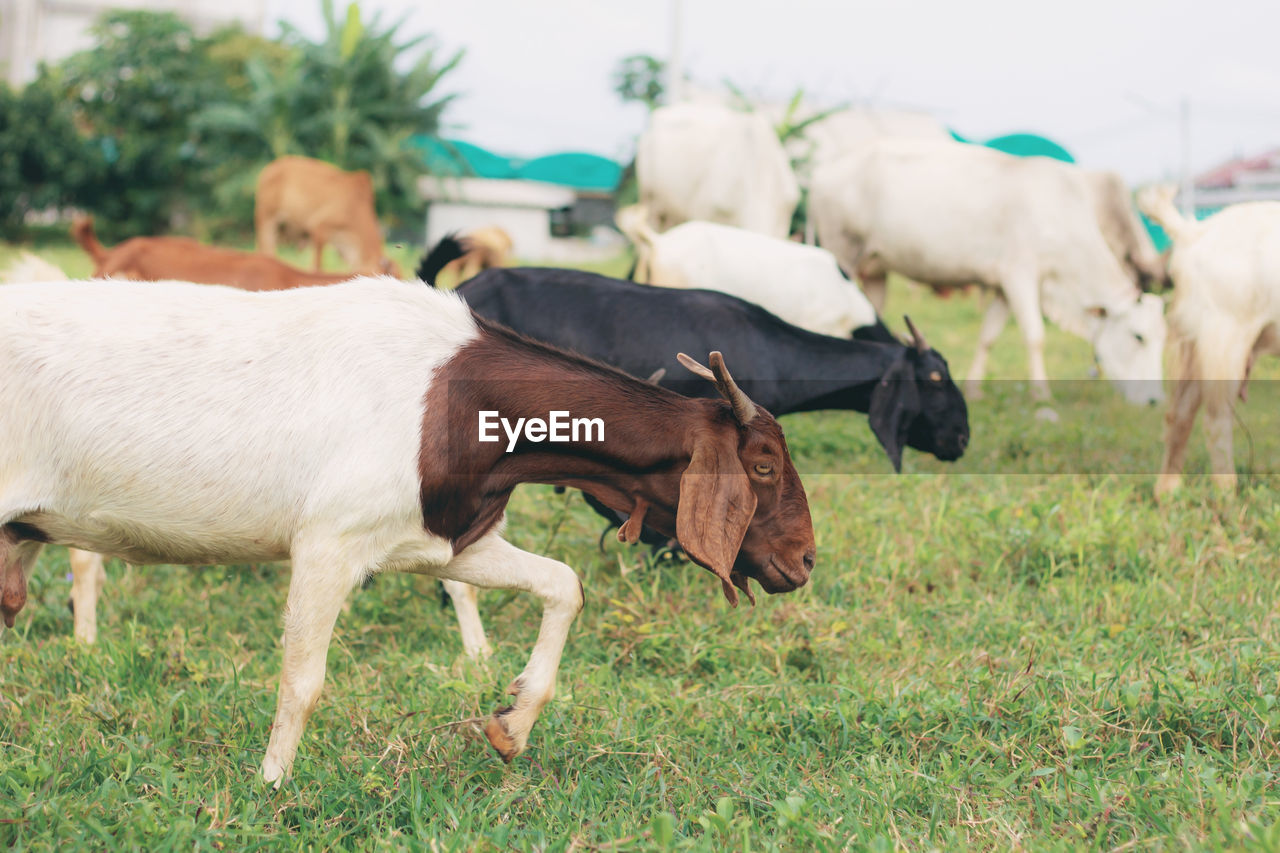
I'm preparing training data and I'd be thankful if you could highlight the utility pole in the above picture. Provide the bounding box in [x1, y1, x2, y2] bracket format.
[666, 0, 684, 104]
[1179, 96, 1194, 216]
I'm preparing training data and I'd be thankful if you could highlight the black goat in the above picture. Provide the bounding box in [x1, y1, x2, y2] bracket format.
[417, 235, 970, 471]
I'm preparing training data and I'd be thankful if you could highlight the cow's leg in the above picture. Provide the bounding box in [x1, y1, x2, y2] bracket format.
[255, 212, 278, 257]
[310, 229, 329, 272]
[438, 533, 582, 762]
[260, 537, 364, 785]
[68, 548, 107, 644]
[1000, 276, 1050, 400]
[861, 275, 888, 315]
[441, 578, 492, 660]
[1200, 344, 1252, 493]
[965, 292, 1011, 400]
[1156, 376, 1201, 498]
[1, 529, 44, 630]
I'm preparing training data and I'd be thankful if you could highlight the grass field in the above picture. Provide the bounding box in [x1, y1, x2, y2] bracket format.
[1, 239, 1278, 850]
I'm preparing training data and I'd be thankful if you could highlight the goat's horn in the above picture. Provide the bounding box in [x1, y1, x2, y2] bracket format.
[708, 351, 757, 425]
[903, 315, 929, 352]
[676, 352, 715, 382]
[645, 367, 666, 385]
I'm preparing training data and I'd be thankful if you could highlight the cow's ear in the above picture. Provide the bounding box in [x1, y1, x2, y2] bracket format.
[869, 355, 920, 473]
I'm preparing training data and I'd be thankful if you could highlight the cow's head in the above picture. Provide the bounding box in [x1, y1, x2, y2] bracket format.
[1088, 293, 1166, 406]
[869, 317, 970, 471]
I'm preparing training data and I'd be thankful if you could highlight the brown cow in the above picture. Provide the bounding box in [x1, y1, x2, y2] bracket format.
[255, 155, 402, 277]
[71, 217, 360, 291]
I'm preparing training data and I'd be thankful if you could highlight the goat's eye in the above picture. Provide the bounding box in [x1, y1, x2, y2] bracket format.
[754, 463, 773, 476]
[1133, 333, 1146, 345]
[929, 370, 942, 382]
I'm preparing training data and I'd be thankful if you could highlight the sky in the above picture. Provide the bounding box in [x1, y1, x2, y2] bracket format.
[265, 0, 1280, 183]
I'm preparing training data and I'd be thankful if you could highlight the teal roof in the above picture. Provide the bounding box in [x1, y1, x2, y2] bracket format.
[949, 129, 1075, 163]
[520, 152, 622, 193]
[983, 133, 1075, 163]
[411, 137, 622, 192]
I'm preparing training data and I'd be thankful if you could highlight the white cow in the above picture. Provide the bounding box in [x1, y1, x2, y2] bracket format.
[635, 102, 800, 239]
[1084, 169, 1168, 290]
[619, 209, 877, 338]
[811, 139, 1166, 405]
[791, 108, 953, 183]
[1138, 185, 1280, 496]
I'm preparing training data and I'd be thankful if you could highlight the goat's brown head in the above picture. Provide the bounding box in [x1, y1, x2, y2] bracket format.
[669, 352, 816, 606]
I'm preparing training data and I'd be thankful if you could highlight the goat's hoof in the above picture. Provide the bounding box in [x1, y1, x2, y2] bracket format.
[261, 756, 289, 788]
[484, 708, 521, 763]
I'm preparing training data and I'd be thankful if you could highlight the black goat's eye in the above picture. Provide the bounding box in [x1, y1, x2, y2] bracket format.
[929, 370, 942, 382]
[754, 463, 773, 476]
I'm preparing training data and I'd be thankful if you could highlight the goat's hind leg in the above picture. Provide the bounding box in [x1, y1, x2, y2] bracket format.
[441, 579, 492, 661]
[1, 525, 45, 630]
[439, 534, 583, 762]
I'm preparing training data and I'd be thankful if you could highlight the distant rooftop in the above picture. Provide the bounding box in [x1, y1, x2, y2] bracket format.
[1195, 148, 1280, 190]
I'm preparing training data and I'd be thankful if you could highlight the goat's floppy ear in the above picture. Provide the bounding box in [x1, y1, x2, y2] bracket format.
[869, 355, 920, 473]
[676, 433, 757, 607]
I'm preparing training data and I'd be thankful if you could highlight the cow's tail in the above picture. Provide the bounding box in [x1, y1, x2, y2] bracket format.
[615, 204, 658, 282]
[70, 215, 109, 265]
[414, 233, 469, 287]
[1136, 184, 1201, 245]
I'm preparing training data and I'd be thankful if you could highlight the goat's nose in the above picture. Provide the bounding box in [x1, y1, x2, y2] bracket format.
[803, 550, 816, 572]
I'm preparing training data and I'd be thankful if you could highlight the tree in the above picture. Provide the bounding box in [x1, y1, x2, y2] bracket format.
[47, 11, 236, 237]
[196, 0, 463, 227]
[0, 78, 100, 238]
[612, 54, 666, 111]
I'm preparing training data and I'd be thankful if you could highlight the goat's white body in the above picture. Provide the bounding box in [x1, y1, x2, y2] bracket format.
[0, 275, 586, 782]
[0, 277, 471, 569]
[632, 220, 877, 338]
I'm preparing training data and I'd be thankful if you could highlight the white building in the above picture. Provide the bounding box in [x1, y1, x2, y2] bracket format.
[418, 175, 576, 261]
[1, 0, 266, 86]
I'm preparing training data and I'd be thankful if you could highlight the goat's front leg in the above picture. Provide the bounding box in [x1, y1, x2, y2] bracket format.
[261, 539, 361, 786]
[440, 534, 583, 762]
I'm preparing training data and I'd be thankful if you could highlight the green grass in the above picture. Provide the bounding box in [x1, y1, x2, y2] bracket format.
[2, 242, 1279, 850]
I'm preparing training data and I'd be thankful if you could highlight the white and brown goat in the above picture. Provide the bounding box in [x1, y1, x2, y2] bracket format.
[0, 277, 815, 783]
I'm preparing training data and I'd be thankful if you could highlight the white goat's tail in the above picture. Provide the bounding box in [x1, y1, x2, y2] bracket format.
[2, 251, 69, 283]
[1136, 184, 1201, 245]
[615, 204, 661, 282]
[615, 204, 660, 250]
